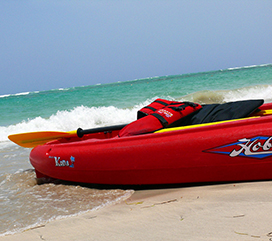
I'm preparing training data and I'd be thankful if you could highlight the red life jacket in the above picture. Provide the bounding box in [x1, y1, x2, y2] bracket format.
[119, 99, 202, 137]
[137, 98, 180, 119]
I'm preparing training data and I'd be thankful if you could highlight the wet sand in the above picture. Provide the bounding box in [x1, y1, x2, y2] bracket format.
[1, 181, 272, 241]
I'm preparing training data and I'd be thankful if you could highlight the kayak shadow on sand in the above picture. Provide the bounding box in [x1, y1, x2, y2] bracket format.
[35, 175, 272, 191]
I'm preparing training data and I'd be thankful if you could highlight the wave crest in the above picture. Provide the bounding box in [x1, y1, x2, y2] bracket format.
[183, 84, 272, 104]
[1, 105, 141, 147]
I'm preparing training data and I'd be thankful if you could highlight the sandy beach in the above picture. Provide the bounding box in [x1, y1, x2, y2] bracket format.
[1, 181, 272, 241]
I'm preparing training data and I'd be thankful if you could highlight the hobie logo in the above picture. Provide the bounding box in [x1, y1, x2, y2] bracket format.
[204, 136, 272, 159]
[49, 156, 75, 167]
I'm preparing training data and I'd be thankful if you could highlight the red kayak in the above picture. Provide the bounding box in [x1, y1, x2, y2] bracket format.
[29, 101, 272, 185]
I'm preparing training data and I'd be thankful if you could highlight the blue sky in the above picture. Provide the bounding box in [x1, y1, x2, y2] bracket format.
[1, 0, 271, 95]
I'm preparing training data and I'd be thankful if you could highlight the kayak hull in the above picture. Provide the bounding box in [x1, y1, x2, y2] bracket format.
[30, 103, 272, 185]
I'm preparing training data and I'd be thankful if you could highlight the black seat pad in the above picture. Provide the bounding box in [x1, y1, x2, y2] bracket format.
[189, 99, 264, 124]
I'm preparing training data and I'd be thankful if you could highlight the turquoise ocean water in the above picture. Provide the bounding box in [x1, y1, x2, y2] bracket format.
[0, 64, 272, 236]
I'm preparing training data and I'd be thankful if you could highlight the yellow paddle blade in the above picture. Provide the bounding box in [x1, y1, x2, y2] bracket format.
[8, 130, 78, 148]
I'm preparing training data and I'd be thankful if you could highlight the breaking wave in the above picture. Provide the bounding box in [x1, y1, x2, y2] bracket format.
[183, 84, 272, 104]
[2, 84, 272, 149]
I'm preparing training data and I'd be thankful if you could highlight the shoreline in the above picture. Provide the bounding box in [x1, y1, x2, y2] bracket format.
[1, 181, 272, 240]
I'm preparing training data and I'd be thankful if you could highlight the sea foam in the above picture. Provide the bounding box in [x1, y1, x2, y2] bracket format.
[0, 105, 142, 148]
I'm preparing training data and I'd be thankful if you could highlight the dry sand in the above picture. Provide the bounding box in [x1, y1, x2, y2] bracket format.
[1, 181, 272, 241]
